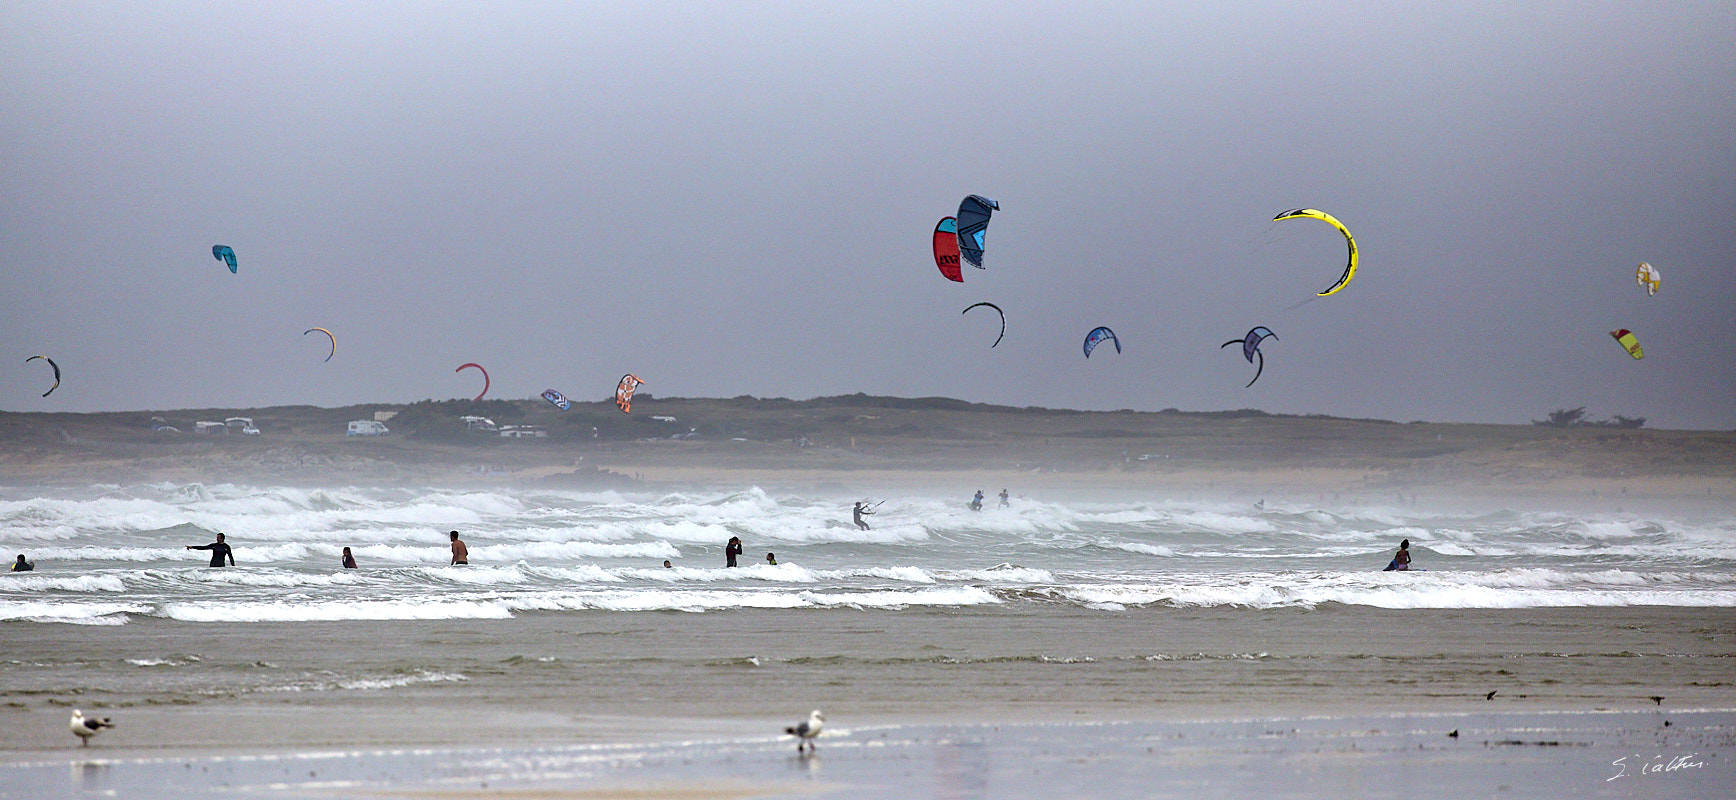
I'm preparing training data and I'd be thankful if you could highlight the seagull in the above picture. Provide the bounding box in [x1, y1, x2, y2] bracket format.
[1650, 696, 1664, 706]
[784, 709, 823, 754]
[1485, 690, 1498, 700]
[70, 710, 114, 746]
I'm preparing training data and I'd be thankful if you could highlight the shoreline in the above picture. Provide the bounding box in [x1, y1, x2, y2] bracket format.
[4, 708, 1729, 799]
[5, 604, 1729, 757]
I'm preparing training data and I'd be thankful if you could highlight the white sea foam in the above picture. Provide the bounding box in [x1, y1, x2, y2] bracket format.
[4, 483, 1733, 621]
[0, 574, 128, 593]
[1106, 542, 1175, 557]
[158, 599, 516, 622]
[939, 567, 1054, 584]
[822, 566, 937, 584]
[0, 600, 148, 623]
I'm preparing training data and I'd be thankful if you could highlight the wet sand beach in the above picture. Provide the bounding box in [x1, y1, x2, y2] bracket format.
[2, 604, 1732, 797]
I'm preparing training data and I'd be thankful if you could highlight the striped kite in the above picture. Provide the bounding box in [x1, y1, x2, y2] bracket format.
[616, 374, 644, 413]
[1083, 327, 1120, 358]
[1274, 208, 1357, 296]
[956, 195, 999, 269]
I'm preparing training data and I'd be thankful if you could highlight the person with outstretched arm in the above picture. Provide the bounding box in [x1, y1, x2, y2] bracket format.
[186, 533, 235, 567]
[852, 501, 874, 531]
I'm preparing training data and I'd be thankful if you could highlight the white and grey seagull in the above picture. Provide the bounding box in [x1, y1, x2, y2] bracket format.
[70, 710, 114, 746]
[785, 709, 823, 754]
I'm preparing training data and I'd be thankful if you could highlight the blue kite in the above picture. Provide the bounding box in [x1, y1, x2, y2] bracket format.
[956, 195, 999, 269]
[541, 389, 571, 411]
[1221, 326, 1278, 387]
[1083, 326, 1120, 358]
[212, 244, 237, 273]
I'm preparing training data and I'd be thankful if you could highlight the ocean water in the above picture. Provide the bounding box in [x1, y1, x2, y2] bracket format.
[4, 482, 1734, 751]
[3, 482, 1734, 627]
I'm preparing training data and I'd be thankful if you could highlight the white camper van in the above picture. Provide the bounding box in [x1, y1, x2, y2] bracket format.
[346, 420, 390, 436]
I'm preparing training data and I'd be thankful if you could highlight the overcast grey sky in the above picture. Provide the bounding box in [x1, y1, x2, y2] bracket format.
[4, 2, 1732, 428]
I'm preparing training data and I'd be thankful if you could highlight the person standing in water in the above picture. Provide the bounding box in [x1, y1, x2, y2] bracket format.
[852, 501, 874, 531]
[969, 490, 984, 511]
[186, 533, 234, 567]
[765, 552, 778, 565]
[725, 536, 743, 567]
[341, 547, 357, 569]
[998, 489, 1009, 508]
[11, 554, 33, 572]
[449, 531, 469, 565]
[1383, 539, 1412, 571]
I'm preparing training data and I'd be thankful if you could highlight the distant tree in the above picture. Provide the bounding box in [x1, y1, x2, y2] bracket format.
[1534, 407, 1588, 427]
[1532, 408, 1644, 429]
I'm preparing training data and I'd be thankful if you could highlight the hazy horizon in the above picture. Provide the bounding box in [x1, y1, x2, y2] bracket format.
[5, 3, 1732, 428]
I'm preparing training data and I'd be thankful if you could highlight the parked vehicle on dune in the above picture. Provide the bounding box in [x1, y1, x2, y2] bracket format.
[347, 420, 390, 436]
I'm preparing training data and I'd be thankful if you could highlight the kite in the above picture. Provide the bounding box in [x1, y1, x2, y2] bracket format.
[1609, 329, 1643, 359]
[1273, 208, 1357, 296]
[302, 327, 336, 362]
[956, 195, 999, 269]
[933, 217, 963, 282]
[456, 363, 489, 401]
[1635, 262, 1660, 296]
[25, 355, 60, 397]
[1220, 326, 1278, 387]
[541, 389, 571, 411]
[616, 374, 644, 413]
[962, 302, 1004, 348]
[1083, 327, 1120, 358]
[212, 244, 237, 273]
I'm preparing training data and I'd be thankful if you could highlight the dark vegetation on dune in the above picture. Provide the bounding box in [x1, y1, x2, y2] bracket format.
[0, 394, 1727, 489]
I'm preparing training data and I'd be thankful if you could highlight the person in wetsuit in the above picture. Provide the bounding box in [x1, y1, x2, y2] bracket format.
[725, 536, 743, 567]
[186, 533, 235, 567]
[341, 547, 357, 569]
[852, 502, 874, 531]
[11, 554, 33, 572]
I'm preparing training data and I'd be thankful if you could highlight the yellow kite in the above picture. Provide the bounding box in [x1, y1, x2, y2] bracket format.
[1274, 208, 1358, 297]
